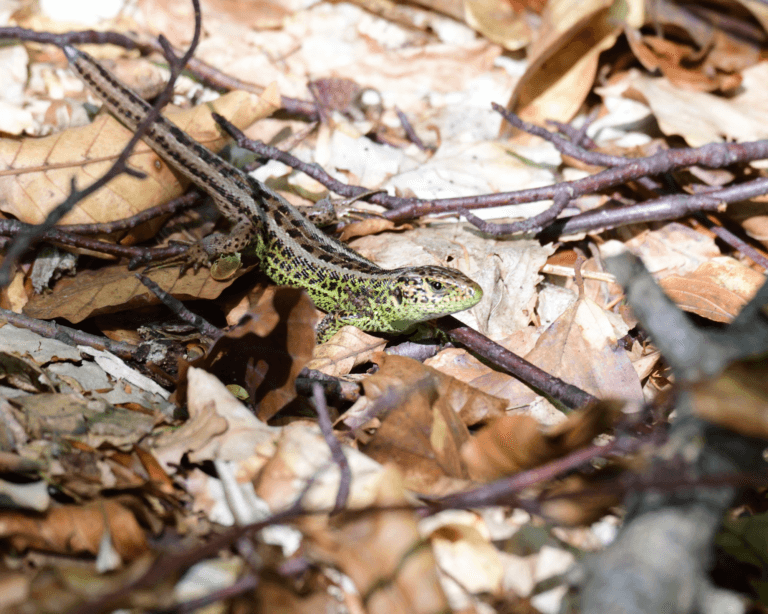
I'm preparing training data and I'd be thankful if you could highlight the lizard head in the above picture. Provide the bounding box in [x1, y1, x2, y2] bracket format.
[386, 265, 483, 328]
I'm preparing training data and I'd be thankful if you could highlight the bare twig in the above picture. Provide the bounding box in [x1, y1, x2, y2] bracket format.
[460, 190, 573, 235]
[312, 383, 351, 513]
[0, 308, 139, 360]
[0, 27, 319, 120]
[395, 106, 431, 151]
[0, 5, 204, 287]
[0, 219, 187, 264]
[136, 274, 221, 339]
[436, 316, 597, 410]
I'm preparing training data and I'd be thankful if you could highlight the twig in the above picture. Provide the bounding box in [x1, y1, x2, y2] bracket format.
[395, 106, 431, 151]
[136, 274, 221, 339]
[433, 434, 640, 510]
[0, 219, 187, 264]
[0, 27, 319, 120]
[212, 112, 401, 207]
[312, 383, 351, 513]
[542, 177, 768, 239]
[0, 308, 139, 360]
[436, 316, 597, 410]
[0, 6, 204, 287]
[460, 190, 573, 235]
[60, 192, 202, 235]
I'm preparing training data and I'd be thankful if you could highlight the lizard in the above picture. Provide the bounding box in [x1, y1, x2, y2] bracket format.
[62, 45, 483, 342]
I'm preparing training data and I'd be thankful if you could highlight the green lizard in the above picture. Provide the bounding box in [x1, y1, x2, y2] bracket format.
[63, 46, 483, 341]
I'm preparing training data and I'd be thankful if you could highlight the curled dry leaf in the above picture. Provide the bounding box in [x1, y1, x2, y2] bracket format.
[305, 465, 449, 614]
[461, 401, 621, 481]
[0, 86, 279, 226]
[152, 367, 279, 472]
[463, 0, 539, 51]
[358, 354, 507, 494]
[254, 422, 385, 512]
[501, 0, 642, 130]
[0, 499, 148, 561]
[175, 286, 317, 421]
[307, 325, 387, 377]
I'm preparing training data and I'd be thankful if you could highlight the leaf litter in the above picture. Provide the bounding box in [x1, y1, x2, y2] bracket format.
[1, 0, 768, 612]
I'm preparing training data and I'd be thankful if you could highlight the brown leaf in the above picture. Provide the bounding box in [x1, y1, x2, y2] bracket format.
[539, 472, 623, 525]
[0, 499, 148, 561]
[24, 263, 245, 323]
[689, 359, 768, 439]
[152, 367, 279, 472]
[176, 286, 317, 421]
[625, 4, 759, 94]
[306, 465, 449, 614]
[0, 88, 278, 226]
[307, 326, 387, 377]
[659, 258, 765, 323]
[254, 422, 386, 512]
[464, 0, 535, 51]
[502, 0, 637, 130]
[11, 393, 157, 447]
[461, 402, 621, 480]
[338, 217, 400, 243]
[359, 354, 506, 493]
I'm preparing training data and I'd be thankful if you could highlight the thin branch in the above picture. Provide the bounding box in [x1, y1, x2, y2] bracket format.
[436, 316, 597, 410]
[395, 106, 431, 152]
[0, 5, 203, 288]
[460, 190, 573, 235]
[543, 177, 768, 239]
[312, 383, 351, 513]
[0, 308, 139, 360]
[136, 274, 221, 339]
[0, 27, 319, 120]
[0, 219, 187, 263]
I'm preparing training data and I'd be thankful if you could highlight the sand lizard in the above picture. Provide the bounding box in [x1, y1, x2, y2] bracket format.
[63, 45, 483, 341]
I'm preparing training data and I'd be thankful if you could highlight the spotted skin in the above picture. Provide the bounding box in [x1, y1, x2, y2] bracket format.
[64, 46, 483, 341]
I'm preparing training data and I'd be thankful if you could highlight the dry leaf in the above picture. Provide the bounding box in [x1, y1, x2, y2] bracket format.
[338, 217, 400, 242]
[428, 519, 505, 595]
[307, 326, 387, 377]
[152, 367, 279, 471]
[306, 465, 449, 614]
[24, 263, 245, 323]
[622, 64, 768, 146]
[689, 359, 768, 439]
[255, 422, 385, 512]
[0, 87, 278, 226]
[176, 287, 317, 421]
[357, 354, 506, 493]
[659, 257, 765, 323]
[463, 0, 535, 51]
[625, 7, 758, 95]
[502, 0, 642, 130]
[461, 402, 620, 480]
[11, 393, 157, 448]
[539, 472, 623, 525]
[0, 499, 148, 561]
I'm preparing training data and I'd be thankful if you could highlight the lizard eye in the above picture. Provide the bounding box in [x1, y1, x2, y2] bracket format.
[429, 281, 443, 291]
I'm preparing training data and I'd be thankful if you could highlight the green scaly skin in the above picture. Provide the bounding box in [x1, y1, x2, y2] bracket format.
[64, 46, 483, 342]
